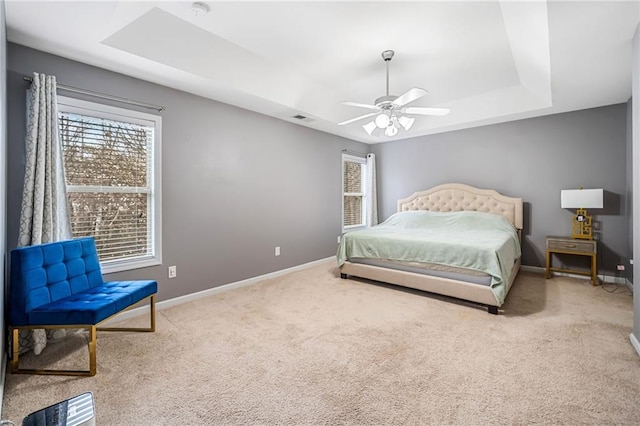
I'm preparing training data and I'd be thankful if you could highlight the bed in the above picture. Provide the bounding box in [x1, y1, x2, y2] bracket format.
[337, 183, 523, 314]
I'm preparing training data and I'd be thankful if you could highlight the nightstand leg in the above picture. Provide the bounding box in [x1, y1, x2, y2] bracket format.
[545, 250, 551, 279]
[591, 254, 598, 286]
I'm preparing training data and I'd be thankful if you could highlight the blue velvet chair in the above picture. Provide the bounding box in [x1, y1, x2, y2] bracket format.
[9, 237, 157, 376]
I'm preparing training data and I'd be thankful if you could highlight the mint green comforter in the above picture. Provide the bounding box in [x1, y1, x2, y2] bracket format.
[337, 211, 521, 305]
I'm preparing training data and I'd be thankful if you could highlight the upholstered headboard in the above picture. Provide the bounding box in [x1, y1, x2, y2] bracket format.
[397, 183, 523, 230]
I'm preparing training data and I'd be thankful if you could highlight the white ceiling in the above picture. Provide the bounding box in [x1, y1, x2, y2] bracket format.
[5, 1, 640, 143]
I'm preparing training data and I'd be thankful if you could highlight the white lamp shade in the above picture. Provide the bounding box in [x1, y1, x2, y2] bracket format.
[398, 116, 415, 131]
[362, 121, 376, 135]
[560, 189, 603, 209]
[385, 123, 398, 136]
[374, 113, 390, 128]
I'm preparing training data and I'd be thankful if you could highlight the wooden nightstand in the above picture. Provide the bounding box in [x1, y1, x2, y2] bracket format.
[545, 236, 598, 285]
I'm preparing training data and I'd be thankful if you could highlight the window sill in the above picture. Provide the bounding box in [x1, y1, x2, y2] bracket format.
[101, 257, 161, 274]
[343, 225, 366, 233]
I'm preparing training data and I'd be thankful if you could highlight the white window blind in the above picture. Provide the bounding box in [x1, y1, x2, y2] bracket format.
[342, 154, 367, 230]
[58, 97, 161, 273]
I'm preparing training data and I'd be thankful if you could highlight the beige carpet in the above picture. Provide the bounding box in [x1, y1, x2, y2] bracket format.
[2, 263, 639, 425]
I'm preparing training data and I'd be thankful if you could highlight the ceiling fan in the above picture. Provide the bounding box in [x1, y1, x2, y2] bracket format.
[338, 50, 450, 136]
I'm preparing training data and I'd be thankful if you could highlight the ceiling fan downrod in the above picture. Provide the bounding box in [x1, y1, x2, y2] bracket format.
[382, 50, 394, 98]
[375, 50, 397, 109]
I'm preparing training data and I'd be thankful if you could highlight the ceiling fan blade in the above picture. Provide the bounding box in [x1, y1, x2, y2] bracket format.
[403, 107, 450, 116]
[341, 101, 380, 111]
[392, 88, 428, 107]
[338, 112, 379, 126]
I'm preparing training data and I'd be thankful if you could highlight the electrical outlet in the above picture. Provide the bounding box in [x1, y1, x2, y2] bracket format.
[275, 246, 280, 256]
[631, 259, 634, 265]
[168, 265, 177, 278]
[337, 236, 341, 244]
[617, 264, 625, 271]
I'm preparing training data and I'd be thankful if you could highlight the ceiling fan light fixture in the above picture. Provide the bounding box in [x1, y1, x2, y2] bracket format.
[398, 115, 415, 131]
[339, 50, 450, 137]
[385, 123, 398, 137]
[374, 113, 390, 129]
[363, 121, 377, 135]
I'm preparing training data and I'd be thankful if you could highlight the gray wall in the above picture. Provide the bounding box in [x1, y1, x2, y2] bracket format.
[627, 97, 633, 283]
[6, 43, 367, 301]
[371, 104, 629, 276]
[632, 23, 640, 353]
[4, 42, 634, 320]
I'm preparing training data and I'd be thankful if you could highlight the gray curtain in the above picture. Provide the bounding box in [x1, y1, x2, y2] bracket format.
[17, 72, 72, 355]
[366, 153, 378, 227]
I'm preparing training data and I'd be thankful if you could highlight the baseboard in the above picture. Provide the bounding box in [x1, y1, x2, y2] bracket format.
[626, 278, 634, 293]
[103, 256, 335, 325]
[631, 333, 640, 358]
[519, 265, 627, 285]
[519, 265, 546, 274]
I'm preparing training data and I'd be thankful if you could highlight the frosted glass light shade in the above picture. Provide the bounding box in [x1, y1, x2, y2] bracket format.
[375, 113, 390, 128]
[385, 124, 398, 136]
[398, 116, 415, 131]
[362, 121, 377, 135]
[560, 189, 603, 209]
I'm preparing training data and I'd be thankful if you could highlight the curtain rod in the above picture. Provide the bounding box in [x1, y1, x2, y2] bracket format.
[23, 76, 166, 112]
[342, 149, 369, 158]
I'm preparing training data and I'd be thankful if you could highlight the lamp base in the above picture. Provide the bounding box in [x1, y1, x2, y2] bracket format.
[571, 208, 593, 240]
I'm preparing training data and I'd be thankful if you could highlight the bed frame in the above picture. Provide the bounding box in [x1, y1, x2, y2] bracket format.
[339, 183, 523, 314]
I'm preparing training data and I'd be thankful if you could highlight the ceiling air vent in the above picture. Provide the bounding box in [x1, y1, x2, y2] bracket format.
[291, 114, 314, 123]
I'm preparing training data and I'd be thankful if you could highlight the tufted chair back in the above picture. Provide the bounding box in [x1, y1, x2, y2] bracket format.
[10, 237, 104, 326]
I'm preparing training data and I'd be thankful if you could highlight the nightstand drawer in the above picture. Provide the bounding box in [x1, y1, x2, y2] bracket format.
[546, 236, 598, 285]
[546, 238, 596, 254]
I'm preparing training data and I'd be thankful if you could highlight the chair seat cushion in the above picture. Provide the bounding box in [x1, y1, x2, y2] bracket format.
[27, 280, 157, 326]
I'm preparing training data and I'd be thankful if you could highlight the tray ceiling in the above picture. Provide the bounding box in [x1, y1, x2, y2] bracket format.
[5, 1, 640, 143]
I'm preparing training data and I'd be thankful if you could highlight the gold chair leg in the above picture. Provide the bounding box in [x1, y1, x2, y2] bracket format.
[9, 294, 155, 377]
[97, 295, 156, 332]
[11, 328, 19, 374]
[10, 325, 95, 376]
[150, 295, 156, 332]
[89, 325, 97, 376]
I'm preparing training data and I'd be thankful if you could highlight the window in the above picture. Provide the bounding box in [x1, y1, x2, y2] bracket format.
[58, 97, 161, 273]
[342, 154, 367, 230]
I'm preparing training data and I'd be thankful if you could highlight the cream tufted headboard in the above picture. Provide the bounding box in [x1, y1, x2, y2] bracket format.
[397, 183, 523, 230]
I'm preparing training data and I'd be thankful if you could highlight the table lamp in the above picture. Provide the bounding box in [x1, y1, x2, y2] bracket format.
[560, 188, 603, 240]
